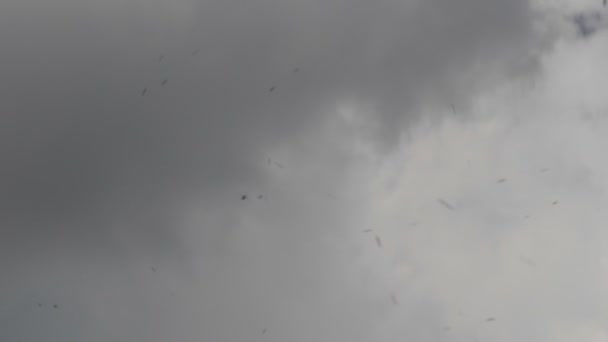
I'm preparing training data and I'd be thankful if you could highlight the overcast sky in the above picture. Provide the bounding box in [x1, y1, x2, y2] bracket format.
[1, 0, 608, 341]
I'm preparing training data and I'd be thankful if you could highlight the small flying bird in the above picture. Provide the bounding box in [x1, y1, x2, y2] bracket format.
[362, 229, 373, 233]
[141, 88, 147, 96]
[375, 235, 383, 248]
[540, 168, 550, 173]
[438, 198, 455, 210]
[552, 201, 559, 205]
[258, 195, 263, 199]
[262, 328, 267, 334]
[269, 86, 275, 92]
[192, 49, 200, 55]
[241, 195, 247, 200]
[293, 67, 300, 73]
[497, 178, 506, 183]
[151, 266, 157, 272]
[486, 317, 495, 322]
[53, 304, 59, 309]
[161, 79, 168, 86]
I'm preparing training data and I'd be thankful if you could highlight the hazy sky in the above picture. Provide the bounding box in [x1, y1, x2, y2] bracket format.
[1, 0, 608, 341]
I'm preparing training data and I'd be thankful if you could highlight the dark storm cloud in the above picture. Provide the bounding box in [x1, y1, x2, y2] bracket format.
[0, 0, 544, 340]
[0, 0, 536, 239]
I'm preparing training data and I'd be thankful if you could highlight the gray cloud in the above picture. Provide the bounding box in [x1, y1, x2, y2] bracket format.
[0, 0, 552, 340]
[0, 0, 537, 247]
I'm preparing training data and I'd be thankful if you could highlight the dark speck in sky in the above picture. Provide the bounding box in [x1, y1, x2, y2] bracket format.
[375, 235, 382, 248]
[438, 198, 455, 210]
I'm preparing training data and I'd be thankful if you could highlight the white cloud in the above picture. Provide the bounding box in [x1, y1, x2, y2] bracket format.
[330, 18, 608, 340]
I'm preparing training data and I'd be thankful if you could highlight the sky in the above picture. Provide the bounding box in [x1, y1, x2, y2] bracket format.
[1, 0, 608, 341]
